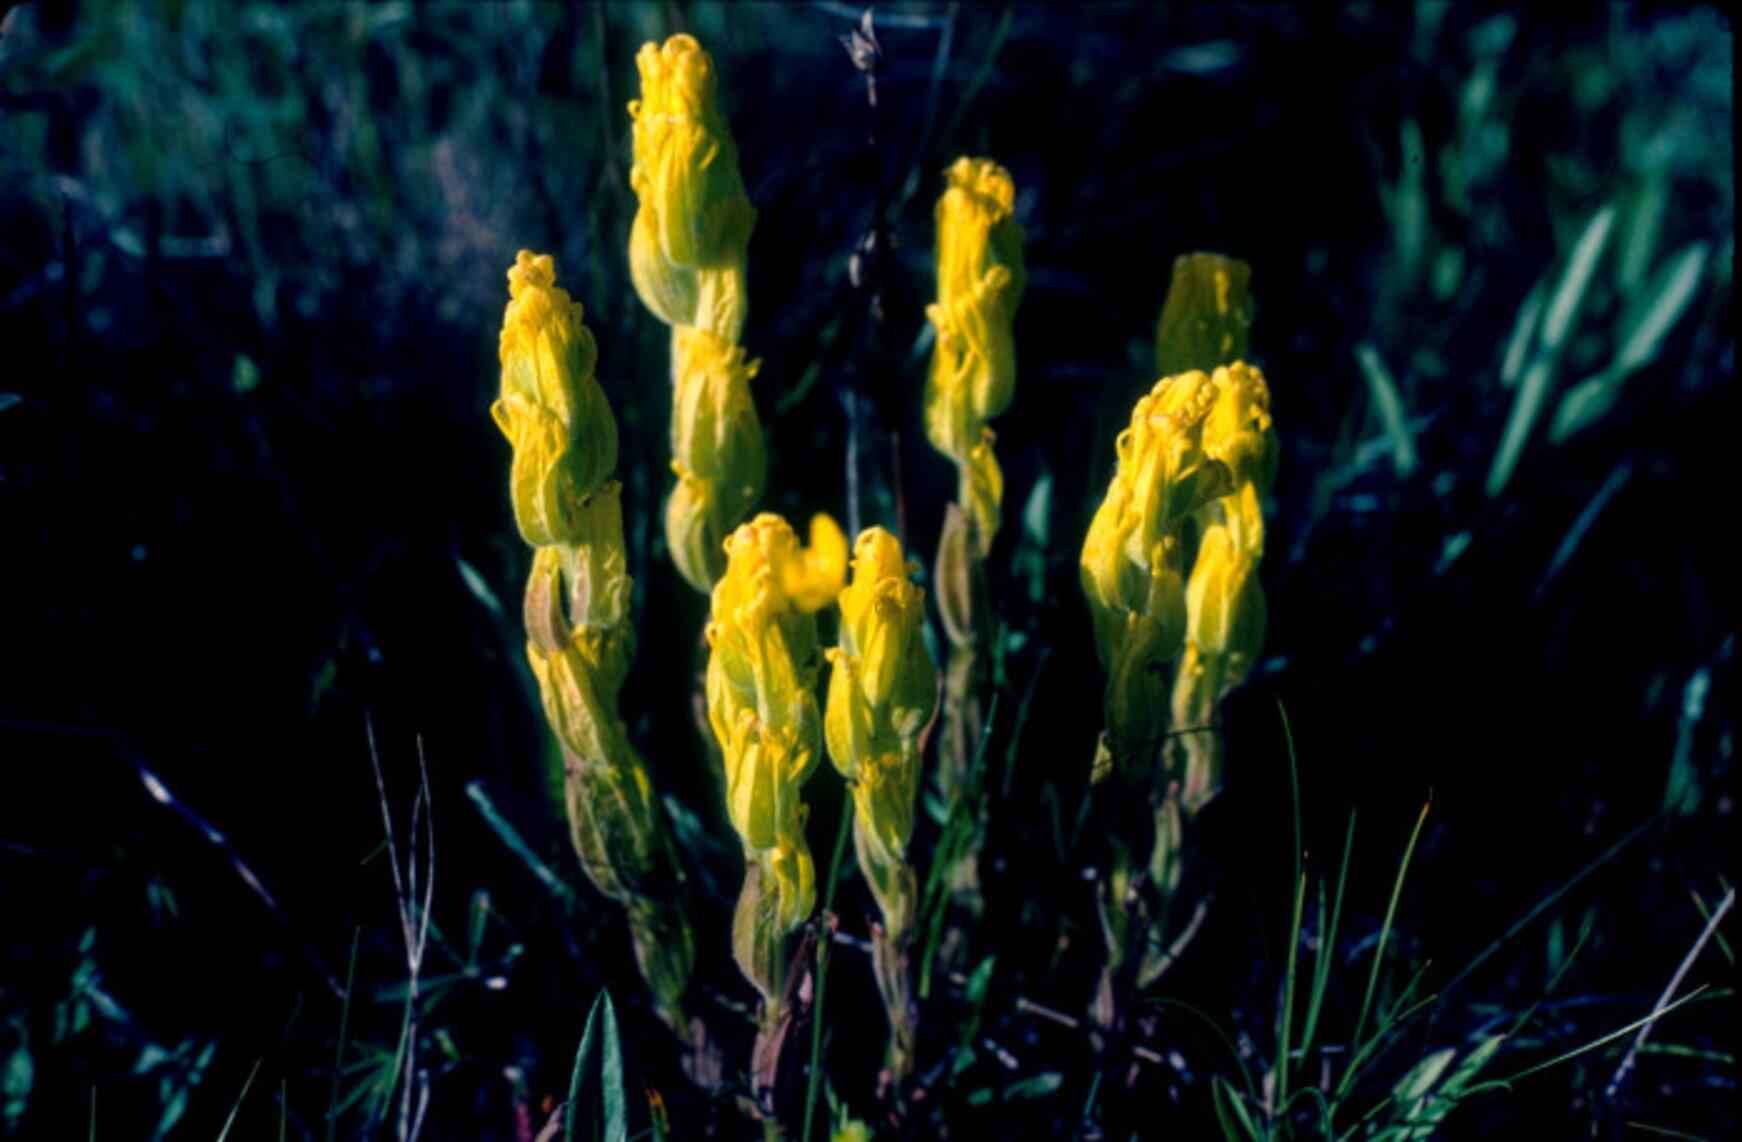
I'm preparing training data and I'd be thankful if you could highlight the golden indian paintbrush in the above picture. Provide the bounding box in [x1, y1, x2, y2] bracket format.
[627, 34, 766, 592]
[492, 250, 695, 1032]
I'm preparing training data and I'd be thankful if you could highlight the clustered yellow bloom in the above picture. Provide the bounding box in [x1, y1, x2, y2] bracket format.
[924, 156, 1026, 556]
[823, 527, 937, 1078]
[493, 251, 693, 1032]
[664, 327, 767, 588]
[704, 513, 843, 1007]
[824, 528, 937, 942]
[492, 252, 620, 548]
[1080, 362, 1276, 786]
[628, 34, 767, 592]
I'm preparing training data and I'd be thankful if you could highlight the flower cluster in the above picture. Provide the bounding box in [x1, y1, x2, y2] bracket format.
[493, 251, 694, 1032]
[823, 527, 937, 1077]
[492, 252, 619, 548]
[923, 157, 1027, 556]
[628, 34, 766, 591]
[1080, 362, 1276, 785]
[824, 528, 937, 942]
[704, 513, 843, 1006]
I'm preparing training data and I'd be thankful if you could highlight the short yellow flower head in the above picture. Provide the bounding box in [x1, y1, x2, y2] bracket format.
[1082, 364, 1273, 770]
[704, 514, 826, 996]
[822, 527, 936, 942]
[492, 251, 619, 548]
[705, 513, 825, 851]
[925, 157, 1026, 554]
[665, 327, 767, 592]
[934, 157, 1024, 310]
[832, 527, 928, 713]
[627, 34, 755, 340]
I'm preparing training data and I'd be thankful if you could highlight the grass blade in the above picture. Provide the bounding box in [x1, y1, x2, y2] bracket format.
[1275, 870, 1308, 1115]
[565, 990, 627, 1142]
[465, 781, 576, 905]
[802, 801, 858, 1142]
[1540, 204, 1617, 352]
[1355, 344, 1417, 476]
[1439, 814, 1654, 1003]
[1466, 985, 1709, 1094]
[1298, 813, 1358, 1060]
[1499, 276, 1547, 386]
[1339, 799, 1431, 1098]
[216, 1057, 264, 1142]
[325, 927, 361, 1142]
[1615, 242, 1708, 373]
[1212, 1075, 1261, 1141]
[1487, 203, 1616, 495]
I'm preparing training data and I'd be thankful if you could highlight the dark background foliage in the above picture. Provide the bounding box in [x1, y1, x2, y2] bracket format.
[0, 1, 1733, 1138]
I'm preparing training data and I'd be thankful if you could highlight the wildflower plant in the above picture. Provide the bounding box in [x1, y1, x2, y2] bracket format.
[492, 251, 696, 1034]
[823, 527, 938, 1081]
[923, 156, 1026, 912]
[627, 33, 767, 592]
[1080, 255, 1276, 1020]
[704, 511, 843, 1098]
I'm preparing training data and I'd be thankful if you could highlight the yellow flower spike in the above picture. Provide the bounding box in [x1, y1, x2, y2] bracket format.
[785, 513, 849, 614]
[1077, 364, 1271, 778]
[492, 250, 618, 548]
[494, 252, 693, 1035]
[670, 327, 765, 495]
[823, 528, 938, 1079]
[703, 514, 826, 1011]
[924, 156, 1026, 554]
[934, 157, 1025, 331]
[627, 34, 756, 342]
[665, 325, 767, 591]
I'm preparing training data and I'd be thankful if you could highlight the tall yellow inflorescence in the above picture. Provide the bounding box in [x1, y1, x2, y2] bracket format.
[1080, 361, 1275, 1008]
[628, 34, 766, 592]
[1080, 363, 1275, 789]
[823, 527, 937, 1078]
[492, 251, 695, 1033]
[704, 513, 843, 1027]
[924, 156, 1027, 556]
[924, 157, 1024, 915]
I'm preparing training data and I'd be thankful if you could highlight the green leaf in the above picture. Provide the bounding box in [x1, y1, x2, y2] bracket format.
[1211, 1075, 1259, 1141]
[1000, 1072, 1062, 1101]
[1391, 1047, 1456, 1104]
[456, 558, 504, 619]
[964, 955, 998, 1007]
[1355, 343, 1417, 476]
[564, 990, 627, 1142]
[1488, 204, 1616, 495]
[1021, 472, 1052, 548]
[1548, 242, 1708, 443]
[1539, 204, 1617, 353]
[1499, 278, 1547, 387]
[2, 1035, 31, 1129]
[1155, 253, 1254, 377]
[1614, 242, 1708, 373]
[232, 354, 261, 394]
